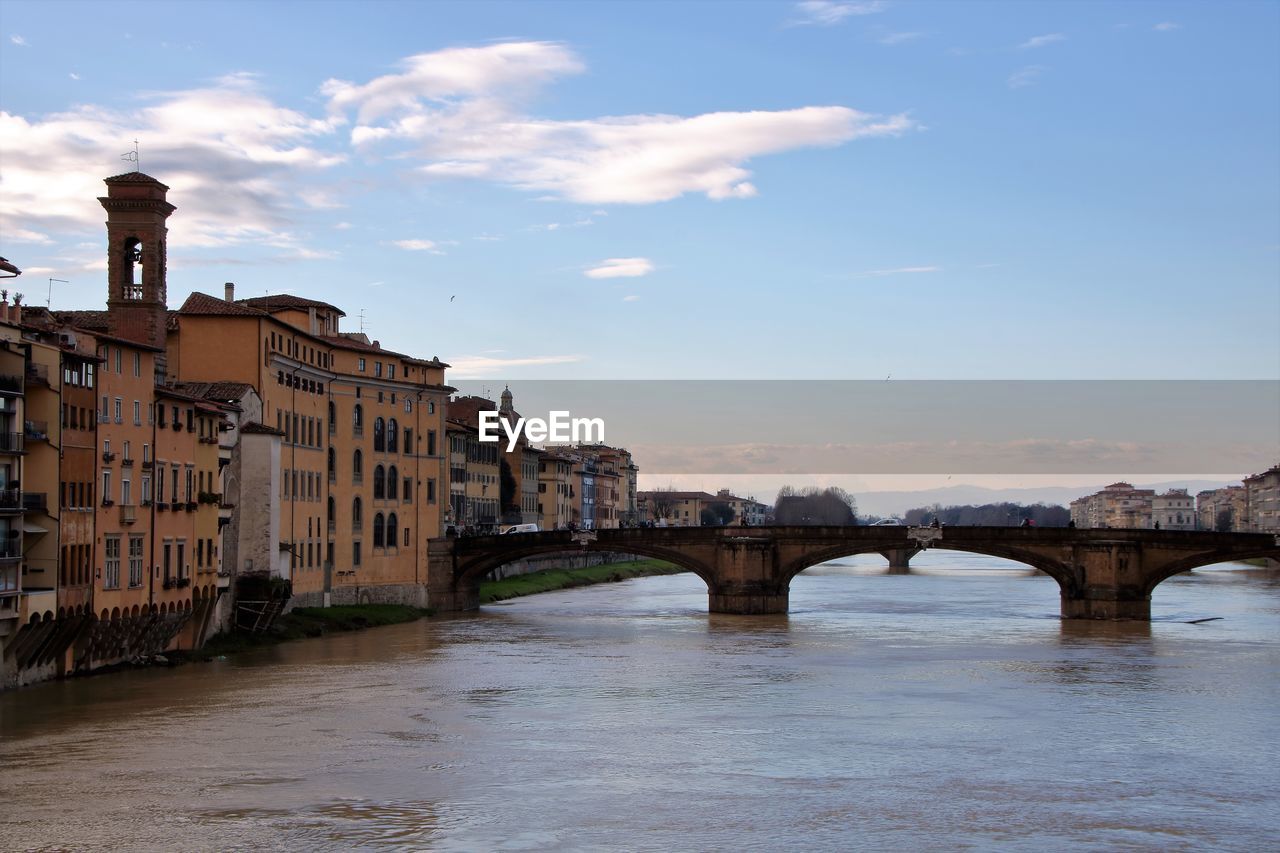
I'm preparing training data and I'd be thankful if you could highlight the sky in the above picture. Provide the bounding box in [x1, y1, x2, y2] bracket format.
[1, 0, 1276, 385]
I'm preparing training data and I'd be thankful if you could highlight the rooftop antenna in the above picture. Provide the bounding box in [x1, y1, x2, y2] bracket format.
[47, 278, 68, 309]
[120, 139, 140, 172]
[359, 309, 367, 335]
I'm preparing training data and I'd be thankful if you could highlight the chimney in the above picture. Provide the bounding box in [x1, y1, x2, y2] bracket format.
[224, 282, 235, 302]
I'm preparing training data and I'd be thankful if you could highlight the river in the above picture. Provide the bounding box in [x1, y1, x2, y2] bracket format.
[2, 553, 1277, 850]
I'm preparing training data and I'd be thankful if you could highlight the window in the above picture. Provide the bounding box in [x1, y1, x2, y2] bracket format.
[353, 403, 363, 435]
[404, 398, 413, 413]
[327, 496, 335, 529]
[387, 364, 395, 380]
[387, 513, 398, 548]
[104, 536, 121, 589]
[387, 418, 398, 453]
[114, 397, 123, 424]
[373, 512, 385, 547]
[374, 417, 385, 452]
[404, 478, 413, 503]
[375, 362, 383, 378]
[353, 541, 362, 566]
[101, 470, 112, 504]
[403, 429, 412, 455]
[427, 400, 435, 415]
[352, 497, 363, 530]
[114, 347, 122, 374]
[373, 465, 386, 499]
[404, 526, 410, 548]
[427, 430, 437, 456]
[156, 466, 165, 505]
[427, 479, 436, 504]
[329, 401, 336, 434]
[358, 357, 366, 372]
[133, 352, 141, 377]
[124, 536, 143, 587]
[328, 448, 336, 481]
[353, 449, 363, 482]
[133, 400, 141, 425]
[387, 466, 398, 500]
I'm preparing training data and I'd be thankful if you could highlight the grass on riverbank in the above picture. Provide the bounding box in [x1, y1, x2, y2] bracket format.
[479, 559, 684, 604]
[195, 604, 432, 658]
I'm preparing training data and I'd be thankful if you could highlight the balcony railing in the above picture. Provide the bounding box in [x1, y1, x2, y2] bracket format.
[0, 432, 22, 453]
[23, 420, 48, 441]
[0, 540, 20, 560]
[121, 457, 134, 467]
[119, 504, 137, 524]
[0, 375, 22, 395]
[0, 489, 21, 510]
[102, 451, 116, 462]
[21, 492, 46, 512]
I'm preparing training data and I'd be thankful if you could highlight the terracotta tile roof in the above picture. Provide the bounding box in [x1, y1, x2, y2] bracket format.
[103, 171, 168, 187]
[178, 292, 268, 317]
[638, 490, 718, 501]
[51, 309, 110, 330]
[239, 294, 345, 317]
[239, 422, 285, 436]
[171, 380, 255, 404]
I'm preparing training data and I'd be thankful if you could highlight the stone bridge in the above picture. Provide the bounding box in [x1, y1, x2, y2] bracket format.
[426, 526, 1280, 620]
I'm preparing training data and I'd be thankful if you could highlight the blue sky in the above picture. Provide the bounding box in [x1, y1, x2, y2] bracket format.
[2, 0, 1277, 381]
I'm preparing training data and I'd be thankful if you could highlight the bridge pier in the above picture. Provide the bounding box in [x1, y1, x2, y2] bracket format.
[708, 584, 789, 615]
[880, 547, 920, 575]
[1060, 592, 1151, 621]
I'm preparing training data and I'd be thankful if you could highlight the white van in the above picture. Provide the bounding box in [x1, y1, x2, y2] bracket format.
[500, 523, 541, 535]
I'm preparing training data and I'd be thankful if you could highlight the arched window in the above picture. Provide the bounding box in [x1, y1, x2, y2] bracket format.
[387, 465, 398, 500]
[387, 418, 399, 453]
[122, 237, 143, 297]
[352, 497, 363, 531]
[353, 403, 363, 435]
[374, 417, 386, 452]
[386, 513, 398, 548]
[327, 496, 335, 529]
[373, 512, 385, 548]
[353, 449, 363, 482]
[327, 447, 336, 480]
[373, 465, 386, 499]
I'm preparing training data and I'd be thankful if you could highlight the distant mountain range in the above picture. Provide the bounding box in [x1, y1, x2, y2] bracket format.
[856, 480, 1236, 519]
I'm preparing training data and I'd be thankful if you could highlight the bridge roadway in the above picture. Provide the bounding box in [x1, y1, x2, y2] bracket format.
[426, 525, 1280, 620]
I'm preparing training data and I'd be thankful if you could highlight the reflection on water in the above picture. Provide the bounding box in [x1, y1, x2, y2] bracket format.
[1, 552, 1277, 850]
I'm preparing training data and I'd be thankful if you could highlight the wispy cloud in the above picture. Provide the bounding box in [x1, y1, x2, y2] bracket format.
[1007, 65, 1046, 89]
[1018, 33, 1066, 50]
[0, 72, 344, 255]
[389, 239, 443, 252]
[1154, 21, 1181, 32]
[623, 295, 641, 302]
[6, 227, 53, 244]
[447, 353, 584, 377]
[789, 1, 886, 27]
[852, 265, 940, 278]
[10, 35, 28, 47]
[330, 42, 917, 205]
[68, 72, 80, 81]
[880, 32, 925, 46]
[585, 257, 655, 279]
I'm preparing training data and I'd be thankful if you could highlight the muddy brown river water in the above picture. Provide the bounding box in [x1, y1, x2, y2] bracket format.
[1, 553, 1277, 850]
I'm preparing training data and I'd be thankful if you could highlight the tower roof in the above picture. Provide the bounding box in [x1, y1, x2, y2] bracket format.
[103, 171, 170, 189]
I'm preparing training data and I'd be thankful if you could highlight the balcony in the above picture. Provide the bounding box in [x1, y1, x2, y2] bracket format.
[141, 459, 154, 469]
[0, 374, 22, 396]
[0, 540, 20, 560]
[121, 457, 134, 468]
[119, 504, 137, 524]
[24, 363, 50, 388]
[23, 420, 48, 442]
[0, 489, 21, 511]
[102, 451, 116, 463]
[0, 432, 22, 453]
[98, 412, 111, 424]
[22, 492, 46, 513]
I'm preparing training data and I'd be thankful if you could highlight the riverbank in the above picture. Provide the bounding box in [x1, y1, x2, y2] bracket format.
[480, 558, 683, 604]
[191, 604, 433, 660]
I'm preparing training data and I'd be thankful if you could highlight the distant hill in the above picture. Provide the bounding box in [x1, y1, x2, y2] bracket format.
[856, 480, 1235, 518]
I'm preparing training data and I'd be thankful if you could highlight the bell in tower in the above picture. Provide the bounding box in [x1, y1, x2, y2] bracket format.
[99, 171, 176, 352]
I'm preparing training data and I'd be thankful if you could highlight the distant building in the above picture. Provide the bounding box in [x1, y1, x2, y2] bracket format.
[1069, 482, 1155, 529]
[1196, 486, 1248, 532]
[1151, 489, 1195, 530]
[1243, 465, 1280, 533]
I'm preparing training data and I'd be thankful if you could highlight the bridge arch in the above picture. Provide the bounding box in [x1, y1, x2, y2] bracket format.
[780, 541, 1079, 594]
[1141, 546, 1280, 596]
[457, 542, 715, 589]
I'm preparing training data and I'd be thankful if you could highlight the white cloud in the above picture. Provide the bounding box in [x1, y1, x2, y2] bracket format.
[333, 221, 353, 230]
[585, 257, 654, 279]
[1007, 66, 1046, 88]
[5, 228, 53, 244]
[852, 265, 940, 278]
[1154, 22, 1181, 32]
[10, 35, 27, 47]
[790, 1, 886, 27]
[447, 353, 584, 377]
[0, 73, 345, 255]
[880, 32, 925, 46]
[623, 295, 640, 302]
[389, 239, 442, 252]
[330, 42, 917, 205]
[69, 72, 80, 81]
[1018, 33, 1066, 50]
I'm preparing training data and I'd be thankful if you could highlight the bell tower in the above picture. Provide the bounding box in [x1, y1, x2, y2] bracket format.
[99, 171, 175, 352]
